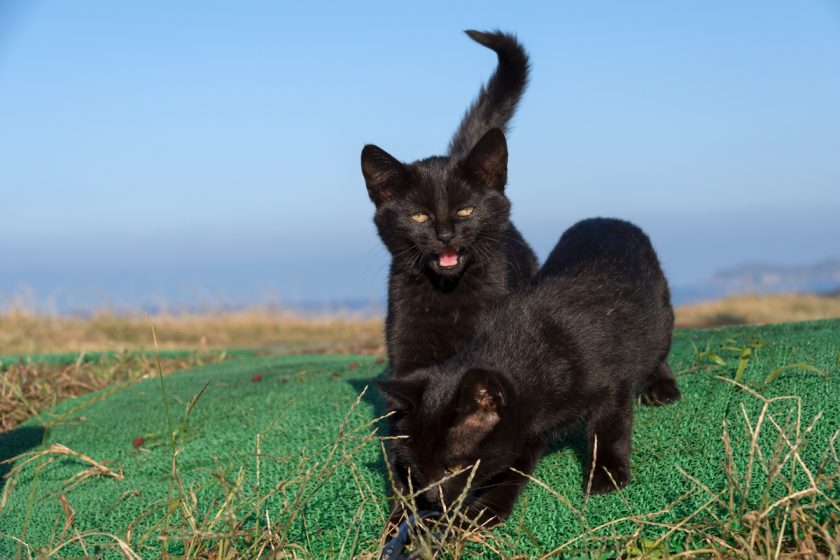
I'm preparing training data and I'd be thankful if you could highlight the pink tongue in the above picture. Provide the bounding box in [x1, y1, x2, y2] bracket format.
[438, 249, 459, 267]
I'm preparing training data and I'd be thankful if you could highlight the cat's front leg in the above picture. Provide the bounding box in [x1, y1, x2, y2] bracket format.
[585, 391, 634, 494]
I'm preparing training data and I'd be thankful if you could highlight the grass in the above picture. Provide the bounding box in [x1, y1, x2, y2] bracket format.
[1, 320, 838, 558]
[0, 307, 384, 356]
[1, 304, 838, 557]
[5, 292, 840, 357]
[4, 291, 840, 356]
[2, 374, 837, 558]
[675, 292, 840, 328]
[5, 292, 840, 433]
[0, 308, 384, 433]
[0, 351, 240, 433]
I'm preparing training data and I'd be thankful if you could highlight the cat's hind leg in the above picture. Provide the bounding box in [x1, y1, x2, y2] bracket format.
[641, 359, 681, 406]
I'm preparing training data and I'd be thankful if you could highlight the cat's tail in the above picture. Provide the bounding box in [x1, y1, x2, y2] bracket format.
[447, 30, 530, 159]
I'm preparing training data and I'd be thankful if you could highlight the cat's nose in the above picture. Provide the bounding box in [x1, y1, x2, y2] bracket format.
[436, 223, 454, 243]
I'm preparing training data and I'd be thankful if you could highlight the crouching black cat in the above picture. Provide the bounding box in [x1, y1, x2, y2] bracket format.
[377, 218, 682, 527]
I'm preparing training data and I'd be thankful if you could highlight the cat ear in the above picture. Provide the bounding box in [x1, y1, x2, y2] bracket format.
[361, 144, 409, 206]
[375, 376, 426, 411]
[456, 368, 511, 430]
[461, 128, 508, 192]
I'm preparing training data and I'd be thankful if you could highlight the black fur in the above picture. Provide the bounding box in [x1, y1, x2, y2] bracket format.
[361, 30, 536, 377]
[378, 218, 681, 526]
[448, 30, 531, 159]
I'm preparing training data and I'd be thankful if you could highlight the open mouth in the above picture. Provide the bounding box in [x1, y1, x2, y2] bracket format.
[437, 248, 460, 268]
[429, 248, 467, 276]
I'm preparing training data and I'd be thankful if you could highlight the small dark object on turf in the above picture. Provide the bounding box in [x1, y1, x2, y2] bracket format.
[380, 511, 441, 560]
[331, 371, 341, 378]
[376, 356, 386, 364]
[132, 437, 144, 448]
[348, 362, 359, 370]
[251, 374, 262, 382]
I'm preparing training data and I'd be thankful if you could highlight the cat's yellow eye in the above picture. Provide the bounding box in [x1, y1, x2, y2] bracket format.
[411, 212, 430, 223]
[445, 464, 466, 475]
[456, 206, 475, 217]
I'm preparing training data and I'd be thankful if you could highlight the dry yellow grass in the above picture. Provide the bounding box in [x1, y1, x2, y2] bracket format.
[0, 353, 238, 432]
[675, 292, 840, 328]
[0, 308, 385, 432]
[3, 293, 835, 434]
[0, 308, 384, 356]
[4, 292, 840, 356]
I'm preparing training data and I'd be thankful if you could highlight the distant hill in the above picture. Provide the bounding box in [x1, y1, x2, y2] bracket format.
[672, 258, 840, 305]
[707, 258, 840, 293]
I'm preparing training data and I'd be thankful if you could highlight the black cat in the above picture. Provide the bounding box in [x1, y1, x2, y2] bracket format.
[361, 30, 537, 378]
[377, 218, 682, 527]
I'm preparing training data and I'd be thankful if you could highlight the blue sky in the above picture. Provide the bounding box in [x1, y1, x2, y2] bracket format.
[2, 1, 839, 311]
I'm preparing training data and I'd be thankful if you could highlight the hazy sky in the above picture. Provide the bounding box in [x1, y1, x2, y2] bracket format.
[2, 1, 840, 310]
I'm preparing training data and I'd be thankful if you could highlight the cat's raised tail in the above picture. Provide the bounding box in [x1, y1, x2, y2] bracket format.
[447, 30, 530, 159]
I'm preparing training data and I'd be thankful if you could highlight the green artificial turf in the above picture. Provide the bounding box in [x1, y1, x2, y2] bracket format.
[1, 320, 838, 558]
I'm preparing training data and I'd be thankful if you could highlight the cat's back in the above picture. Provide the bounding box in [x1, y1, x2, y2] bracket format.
[537, 218, 661, 285]
[476, 218, 673, 396]
[530, 217, 672, 351]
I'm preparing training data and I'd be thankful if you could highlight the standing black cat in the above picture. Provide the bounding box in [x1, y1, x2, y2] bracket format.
[361, 30, 537, 378]
[378, 218, 682, 527]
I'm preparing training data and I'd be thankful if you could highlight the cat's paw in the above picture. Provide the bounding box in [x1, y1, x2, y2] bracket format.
[642, 378, 681, 406]
[586, 463, 630, 495]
